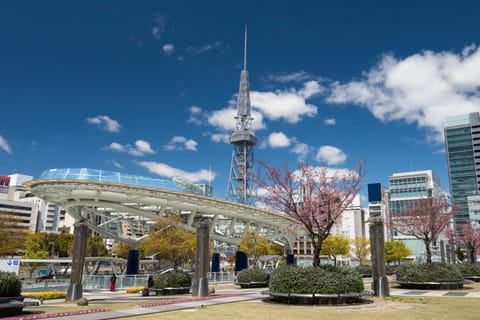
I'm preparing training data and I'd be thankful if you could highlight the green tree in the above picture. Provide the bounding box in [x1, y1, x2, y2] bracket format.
[384, 240, 412, 265]
[112, 242, 132, 259]
[139, 216, 196, 270]
[237, 232, 270, 266]
[86, 236, 109, 257]
[23, 233, 49, 278]
[352, 237, 370, 265]
[0, 213, 27, 256]
[321, 234, 350, 266]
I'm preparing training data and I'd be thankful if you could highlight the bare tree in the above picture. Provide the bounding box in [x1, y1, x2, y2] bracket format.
[256, 162, 364, 267]
[388, 195, 456, 263]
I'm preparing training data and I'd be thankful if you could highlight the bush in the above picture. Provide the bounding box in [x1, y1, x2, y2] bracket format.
[22, 291, 66, 300]
[354, 265, 373, 277]
[236, 268, 269, 283]
[396, 263, 463, 282]
[153, 271, 191, 289]
[125, 287, 144, 293]
[0, 271, 22, 297]
[457, 263, 480, 277]
[269, 266, 364, 294]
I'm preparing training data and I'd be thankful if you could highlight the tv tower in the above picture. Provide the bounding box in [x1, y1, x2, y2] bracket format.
[227, 27, 257, 206]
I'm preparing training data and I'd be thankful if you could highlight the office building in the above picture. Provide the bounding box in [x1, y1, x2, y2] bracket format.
[388, 170, 443, 260]
[444, 112, 480, 231]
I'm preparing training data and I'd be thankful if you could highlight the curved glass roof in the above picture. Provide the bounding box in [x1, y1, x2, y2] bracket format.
[39, 168, 208, 196]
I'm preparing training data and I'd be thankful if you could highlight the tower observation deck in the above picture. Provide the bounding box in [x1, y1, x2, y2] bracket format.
[227, 28, 257, 206]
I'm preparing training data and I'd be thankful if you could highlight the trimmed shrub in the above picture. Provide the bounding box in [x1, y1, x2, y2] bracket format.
[354, 265, 373, 277]
[269, 266, 364, 294]
[236, 268, 269, 283]
[0, 271, 22, 297]
[22, 291, 66, 300]
[153, 271, 191, 289]
[125, 287, 144, 293]
[396, 263, 463, 282]
[457, 263, 480, 278]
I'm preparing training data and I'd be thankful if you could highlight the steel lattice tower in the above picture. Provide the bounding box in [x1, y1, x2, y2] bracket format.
[227, 28, 257, 206]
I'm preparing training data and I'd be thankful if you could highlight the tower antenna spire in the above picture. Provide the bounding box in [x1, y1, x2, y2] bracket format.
[244, 25, 247, 71]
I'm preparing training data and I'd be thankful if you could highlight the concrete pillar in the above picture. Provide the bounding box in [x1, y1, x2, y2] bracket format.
[67, 219, 89, 301]
[369, 217, 390, 297]
[192, 218, 210, 297]
[449, 240, 456, 264]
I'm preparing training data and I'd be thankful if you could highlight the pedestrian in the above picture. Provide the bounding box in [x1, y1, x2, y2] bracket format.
[110, 274, 117, 291]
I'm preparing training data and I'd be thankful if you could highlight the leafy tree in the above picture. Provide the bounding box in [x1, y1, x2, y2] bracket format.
[86, 236, 109, 257]
[112, 241, 132, 259]
[447, 223, 480, 264]
[384, 240, 412, 265]
[321, 234, 350, 266]
[388, 195, 456, 263]
[139, 215, 196, 270]
[352, 237, 370, 265]
[0, 213, 27, 256]
[23, 233, 49, 278]
[256, 161, 364, 267]
[237, 231, 270, 266]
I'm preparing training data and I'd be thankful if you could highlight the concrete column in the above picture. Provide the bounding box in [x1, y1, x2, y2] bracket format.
[67, 219, 89, 301]
[369, 217, 389, 297]
[192, 218, 210, 297]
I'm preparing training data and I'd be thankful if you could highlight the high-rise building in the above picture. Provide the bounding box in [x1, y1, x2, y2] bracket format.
[388, 170, 443, 259]
[227, 28, 257, 205]
[0, 173, 67, 233]
[444, 112, 480, 231]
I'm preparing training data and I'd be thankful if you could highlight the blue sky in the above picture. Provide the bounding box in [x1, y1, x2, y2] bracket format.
[1, 0, 480, 202]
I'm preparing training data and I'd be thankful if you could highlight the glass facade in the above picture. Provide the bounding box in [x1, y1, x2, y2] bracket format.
[444, 112, 480, 230]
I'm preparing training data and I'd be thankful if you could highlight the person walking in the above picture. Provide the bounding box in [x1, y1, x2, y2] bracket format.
[110, 274, 117, 291]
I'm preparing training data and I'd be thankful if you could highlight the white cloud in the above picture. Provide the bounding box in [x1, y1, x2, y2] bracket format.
[162, 44, 174, 55]
[107, 159, 123, 169]
[104, 140, 155, 156]
[324, 118, 336, 125]
[315, 145, 347, 165]
[187, 41, 222, 54]
[250, 81, 320, 123]
[289, 142, 312, 161]
[210, 133, 230, 143]
[187, 105, 203, 125]
[327, 45, 480, 142]
[138, 161, 215, 183]
[269, 71, 311, 83]
[164, 136, 198, 151]
[268, 132, 291, 148]
[0, 135, 12, 154]
[86, 115, 121, 132]
[134, 140, 155, 154]
[152, 13, 167, 40]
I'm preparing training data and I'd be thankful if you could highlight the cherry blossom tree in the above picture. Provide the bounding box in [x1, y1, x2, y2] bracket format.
[388, 195, 456, 263]
[447, 223, 480, 264]
[256, 161, 364, 267]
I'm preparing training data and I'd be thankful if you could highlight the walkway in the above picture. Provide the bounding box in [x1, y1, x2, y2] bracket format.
[24, 284, 480, 320]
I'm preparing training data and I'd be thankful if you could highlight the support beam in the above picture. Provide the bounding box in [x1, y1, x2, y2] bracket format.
[67, 219, 89, 301]
[192, 218, 211, 297]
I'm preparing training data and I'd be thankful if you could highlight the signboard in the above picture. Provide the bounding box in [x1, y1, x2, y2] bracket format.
[0, 259, 21, 275]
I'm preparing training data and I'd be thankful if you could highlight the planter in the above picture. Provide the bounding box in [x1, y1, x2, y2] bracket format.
[269, 291, 370, 305]
[0, 296, 24, 317]
[237, 281, 269, 289]
[464, 276, 480, 282]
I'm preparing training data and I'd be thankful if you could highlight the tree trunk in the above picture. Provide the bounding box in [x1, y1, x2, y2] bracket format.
[424, 240, 432, 263]
[313, 244, 322, 267]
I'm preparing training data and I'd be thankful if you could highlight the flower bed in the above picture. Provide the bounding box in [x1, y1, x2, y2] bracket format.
[4, 308, 108, 320]
[395, 263, 466, 289]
